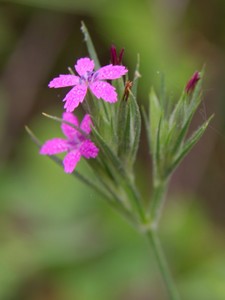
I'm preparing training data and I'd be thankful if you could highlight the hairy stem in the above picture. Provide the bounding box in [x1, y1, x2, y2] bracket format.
[149, 179, 168, 227]
[146, 229, 180, 300]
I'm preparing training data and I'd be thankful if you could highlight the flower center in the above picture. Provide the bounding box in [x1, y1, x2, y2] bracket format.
[68, 135, 84, 150]
[80, 71, 98, 85]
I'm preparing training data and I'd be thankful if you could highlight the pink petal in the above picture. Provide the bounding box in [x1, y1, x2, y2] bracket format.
[75, 58, 95, 76]
[40, 138, 68, 155]
[90, 81, 117, 103]
[63, 150, 81, 173]
[80, 140, 99, 159]
[80, 114, 92, 135]
[48, 75, 80, 88]
[61, 112, 79, 140]
[63, 84, 87, 112]
[96, 65, 128, 80]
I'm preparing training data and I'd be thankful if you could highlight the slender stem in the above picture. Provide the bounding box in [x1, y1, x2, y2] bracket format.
[146, 229, 180, 300]
[147, 176, 181, 299]
[127, 180, 147, 223]
[149, 179, 168, 227]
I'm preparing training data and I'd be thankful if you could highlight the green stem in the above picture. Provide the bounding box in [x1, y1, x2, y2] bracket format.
[146, 229, 180, 300]
[149, 179, 168, 227]
[127, 180, 147, 223]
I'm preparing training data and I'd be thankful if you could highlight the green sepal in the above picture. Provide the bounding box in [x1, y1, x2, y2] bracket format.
[185, 69, 204, 121]
[149, 87, 163, 156]
[169, 112, 193, 156]
[141, 105, 150, 148]
[129, 93, 141, 166]
[117, 92, 141, 170]
[91, 126, 126, 177]
[117, 97, 130, 157]
[166, 115, 213, 176]
[113, 77, 126, 101]
[170, 69, 203, 129]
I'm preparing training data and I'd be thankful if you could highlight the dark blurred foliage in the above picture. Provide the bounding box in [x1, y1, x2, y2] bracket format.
[0, 0, 225, 299]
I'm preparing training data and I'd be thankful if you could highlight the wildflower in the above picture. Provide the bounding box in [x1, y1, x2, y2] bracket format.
[110, 45, 125, 65]
[49, 57, 128, 112]
[40, 112, 99, 173]
[185, 71, 200, 93]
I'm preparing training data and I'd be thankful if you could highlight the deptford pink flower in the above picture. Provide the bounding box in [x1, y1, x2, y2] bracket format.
[110, 45, 125, 65]
[40, 112, 99, 173]
[48, 57, 128, 112]
[185, 71, 200, 93]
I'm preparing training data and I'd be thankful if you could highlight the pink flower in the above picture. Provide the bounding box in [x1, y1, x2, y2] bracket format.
[49, 57, 128, 112]
[40, 112, 99, 173]
[185, 71, 200, 93]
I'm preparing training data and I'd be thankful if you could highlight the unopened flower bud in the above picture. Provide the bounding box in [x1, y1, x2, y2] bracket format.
[185, 71, 200, 93]
[110, 45, 125, 65]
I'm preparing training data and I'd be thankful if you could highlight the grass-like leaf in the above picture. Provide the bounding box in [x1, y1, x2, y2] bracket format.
[91, 126, 126, 177]
[42, 112, 89, 137]
[129, 93, 141, 166]
[80, 21, 100, 69]
[149, 88, 162, 155]
[166, 115, 213, 176]
[132, 54, 141, 98]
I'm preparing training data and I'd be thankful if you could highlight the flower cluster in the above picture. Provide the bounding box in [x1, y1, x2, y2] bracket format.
[31, 24, 212, 300]
[40, 56, 128, 173]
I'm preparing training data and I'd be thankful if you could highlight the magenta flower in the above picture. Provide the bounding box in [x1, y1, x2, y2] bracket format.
[40, 112, 99, 173]
[49, 57, 128, 112]
[185, 71, 200, 93]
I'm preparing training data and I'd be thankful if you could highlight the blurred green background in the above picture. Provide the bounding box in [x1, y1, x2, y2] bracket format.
[0, 0, 225, 299]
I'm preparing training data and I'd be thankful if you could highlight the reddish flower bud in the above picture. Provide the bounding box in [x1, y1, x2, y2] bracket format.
[110, 45, 125, 65]
[185, 71, 200, 93]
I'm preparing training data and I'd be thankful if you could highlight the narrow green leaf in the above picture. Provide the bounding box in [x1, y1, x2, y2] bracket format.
[117, 91, 141, 169]
[25, 126, 42, 147]
[42, 112, 88, 138]
[149, 88, 162, 155]
[129, 93, 141, 165]
[156, 116, 162, 166]
[141, 105, 152, 152]
[91, 126, 126, 177]
[80, 21, 100, 69]
[169, 91, 186, 129]
[114, 77, 126, 101]
[117, 98, 130, 157]
[132, 54, 141, 98]
[170, 112, 193, 155]
[166, 115, 213, 176]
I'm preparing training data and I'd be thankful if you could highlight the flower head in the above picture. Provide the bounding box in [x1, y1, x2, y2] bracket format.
[110, 45, 125, 65]
[49, 57, 128, 112]
[185, 71, 200, 93]
[40, 112, 99, 173]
